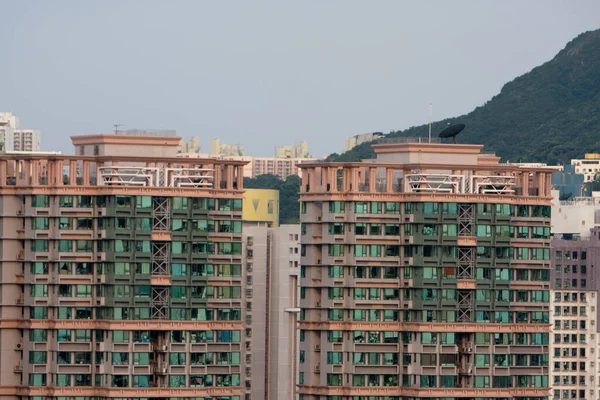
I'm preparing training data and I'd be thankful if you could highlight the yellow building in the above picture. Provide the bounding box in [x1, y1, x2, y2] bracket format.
[242, 188, 279, 227]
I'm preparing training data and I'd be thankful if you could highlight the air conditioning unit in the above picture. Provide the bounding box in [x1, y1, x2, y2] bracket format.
[15, 296, 24, 305]
[315, 345, 320, 351]
[14, 362, 23, 372]
[17, 209, 23, 216]
[15, 343, 22, 350]
[316, 259, 321, 264]
[317, 216, 322, 221]
[315, 302, 321, 308]
[17, 251, 24, 260]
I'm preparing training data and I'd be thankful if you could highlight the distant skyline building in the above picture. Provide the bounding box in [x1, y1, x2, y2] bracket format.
[344, 131, 384, 151]
[243, 223, 301, 400]
[178, 152, 316, 180]
[210, 138, 245, 157]
[12, 129, 41, 152]
[0, 112, 41, 152]
[550, 227, 600, 400]
[571, 154, 600, 182]
[551, 190, 600, 239]
[275, 141, 309, 159]
[177, 136, 201, 154]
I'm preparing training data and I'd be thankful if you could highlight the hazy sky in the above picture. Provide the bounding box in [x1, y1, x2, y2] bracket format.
[1, 1, 599, 157]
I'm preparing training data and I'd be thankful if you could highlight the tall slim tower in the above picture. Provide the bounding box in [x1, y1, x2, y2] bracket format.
[0, 135, 250, 400]
[298, 140, 554, 399]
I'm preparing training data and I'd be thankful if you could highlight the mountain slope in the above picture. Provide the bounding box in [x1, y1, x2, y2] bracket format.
[329, 29, 600, 164]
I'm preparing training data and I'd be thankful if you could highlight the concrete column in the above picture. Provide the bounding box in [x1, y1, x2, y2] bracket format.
[330, 168, 338, 192]
[0, 160, 6, 185]
[301, 169, 309, 192]
[369, 168, 376, 193]
[351, 168, 359, 192]
[69, 160, 77, 185]
[55, 160, 63, 186]
[213, 163, 221, 189]
[309, 168, 318, 191]
[31, 160, 39, 186]
[321, 167, 329, 192]
[236, 166, 244, 189]
[522, 172, 529, 197]
[83, 161, 91, 186]
[227, 165, 234, 190]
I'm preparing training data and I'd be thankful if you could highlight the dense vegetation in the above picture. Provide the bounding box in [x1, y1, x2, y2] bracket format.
[328, 29, 600, 165]
[243, 174, 301, 224]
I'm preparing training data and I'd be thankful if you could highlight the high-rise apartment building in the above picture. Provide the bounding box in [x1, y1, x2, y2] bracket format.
[12, 129, 41, 152]
[243, 223, 301, 400]
[178, 153, 315, 180]
[298, 140, 554, 399]
[571, 154, 600, 182]
[551, 190, 600, 239]
[275, 141, 309, 159]
[178, 136, 201, 154]
[550, 229, 600, 400]
[344, 132, 384, 151]
[0, 112, 19, 151]
[0, 112, 41, 152]
[210, 138, 245, 157]
[0, 134, 250, 399]
[252, 156, 314, 180]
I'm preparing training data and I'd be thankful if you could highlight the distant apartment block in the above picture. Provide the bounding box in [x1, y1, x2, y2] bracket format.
[571, 154, 600, 182]
[551, 190, 600, 239]
[0, 112, 41, 152]
[12, 129, 41, 152]
[275, 141, 309, 159]
[244, 223, 301, 400]
[252, 156, 315, 180]
[178, 153, 316, 180]
[210, 138, 244, 157]
[550, 228, 600, 400]
[177, 136, 200, 154]
[344, 131, 384, 151]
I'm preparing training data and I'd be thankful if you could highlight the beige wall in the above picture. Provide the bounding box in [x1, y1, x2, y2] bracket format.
[244, 224, 300, 400]
[75, 142, 180, 158]
[373, 143, 485, 166]
[268, 224, 301, 400]
[244, 224, 269, 400]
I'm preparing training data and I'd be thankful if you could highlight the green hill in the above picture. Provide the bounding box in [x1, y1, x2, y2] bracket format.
[328, 29, 600, 165]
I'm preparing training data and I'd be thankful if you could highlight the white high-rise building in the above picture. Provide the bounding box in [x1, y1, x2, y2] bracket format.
[243, 223, 301, 400]
[0, 112, 41, 151]
[0, 112, 19, 151]
[12, 129, 41, 152]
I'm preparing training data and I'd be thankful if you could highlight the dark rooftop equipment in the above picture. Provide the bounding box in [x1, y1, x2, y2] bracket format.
[438, 124, 465, 144]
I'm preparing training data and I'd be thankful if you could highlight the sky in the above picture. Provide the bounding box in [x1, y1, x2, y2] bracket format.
[1, 1, 599, 157]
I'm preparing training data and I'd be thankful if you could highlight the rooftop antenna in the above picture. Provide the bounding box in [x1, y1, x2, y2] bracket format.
[428, 103, 432, 143]
[114, 124, 123, 134]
